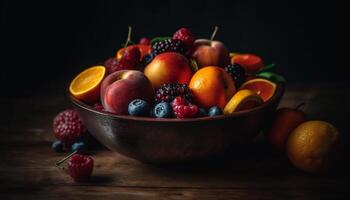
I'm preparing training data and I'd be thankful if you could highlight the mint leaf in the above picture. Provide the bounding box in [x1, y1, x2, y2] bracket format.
[256, 63, 276, 73]
[256, 71, 286, 83]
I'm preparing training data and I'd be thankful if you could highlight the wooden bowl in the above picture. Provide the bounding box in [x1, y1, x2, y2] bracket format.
[69, 84, 284, 164]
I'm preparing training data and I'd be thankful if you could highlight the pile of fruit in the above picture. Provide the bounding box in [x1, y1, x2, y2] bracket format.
[51, 27, 342, 181]
[69, 27, 283, 118]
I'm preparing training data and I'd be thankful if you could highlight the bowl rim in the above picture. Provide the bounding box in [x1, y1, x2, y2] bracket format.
[69, 82, 285, 123]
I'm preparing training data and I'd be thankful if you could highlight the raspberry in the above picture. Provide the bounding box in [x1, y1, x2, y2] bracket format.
[53, 109, 86, 146]
[155, 83, 193, 103]
[93, 103, 105, 112]
[152, 38, 185, 56]
[224, 63, 246, 87]
[68, 154, 94, 182]
[139, 37, 150, 45]
[171, 96, 198, 118]
[103, 57, 118, 74]
[173, 28, 194, 54]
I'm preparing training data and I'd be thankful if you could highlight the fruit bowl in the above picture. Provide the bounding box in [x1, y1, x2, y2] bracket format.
[69, 83, 284, 164]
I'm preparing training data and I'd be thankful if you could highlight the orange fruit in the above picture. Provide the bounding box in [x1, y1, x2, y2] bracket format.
[189, 66, 236, 109]
[116, 44, 151, 60]
[231, 54, 263, 74]
[223, 89, 263, 114]
[240, 78, 276, 102]
[69, 66, 106, 103]
[286, 121, 342, 173]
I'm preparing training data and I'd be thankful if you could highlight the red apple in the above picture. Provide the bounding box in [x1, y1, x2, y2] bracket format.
[191, 39, 230, 68]
[144, 52, 193, 89]
[101, 70, 154, 115]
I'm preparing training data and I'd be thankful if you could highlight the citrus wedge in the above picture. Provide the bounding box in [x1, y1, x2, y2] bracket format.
[224, 89, 263, 114]
[69, 66, 106, 103]
[240, 78, 276, 102]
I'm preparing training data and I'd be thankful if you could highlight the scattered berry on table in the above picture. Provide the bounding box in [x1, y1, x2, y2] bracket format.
[128, 99, 150, 116]
[53, 109, 86, 146]
[152, 38, 185, 56]
[71, 141, 87, 153]
[139, 37, 150, 45]
[68, 154, 94, 182]
[51, 140, 63, 152]
[197, 108, 208, 117]
[225, 63, 246, 87]
[171, 96, 198, 118]
[208, 106, 223, 117]
[154, 102, 173, 118]
[173, 28, 195, 55]
[155, 83, 193, 103]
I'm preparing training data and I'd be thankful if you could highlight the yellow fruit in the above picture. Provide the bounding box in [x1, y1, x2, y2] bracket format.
[286, 120, 342, 173]
[69, 66, 106, 103]
[223, 89, 263, 114]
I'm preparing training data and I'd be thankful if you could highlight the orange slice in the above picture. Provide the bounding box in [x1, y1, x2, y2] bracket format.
[224, 89, 263, 114]
[240, 78, 276, 102]
[69, 66, 106, 103]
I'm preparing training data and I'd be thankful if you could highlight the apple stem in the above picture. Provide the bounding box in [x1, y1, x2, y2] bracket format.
[210, 26, 219, 41]
[55, 150, 78, 168]
[124, 26, 132, 48]
[295, 102, 305, 111]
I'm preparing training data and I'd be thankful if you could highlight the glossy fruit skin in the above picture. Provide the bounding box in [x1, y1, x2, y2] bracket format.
[189, 66, 236, 109]
[171, 96, 198, 118]
[208, 106, 223, 117]
[144, 52, 193, 89]
[128, 99, 150, 117]
[231, 54, 263, 74]
[116, 44, 151, 61]
[154, 102, 173, 118]
[111, 46, 141, 73]
[53, 109, 86, 146]
[71, 141, 87, 153]
[51, 140, 63, 152]
[68, 154, 94, 182]
[192, 39, 230, 68]
[266, 107, 305, 151]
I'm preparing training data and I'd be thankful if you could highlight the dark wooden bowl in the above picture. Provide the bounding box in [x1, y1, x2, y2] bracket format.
[69, 84, 284, 164]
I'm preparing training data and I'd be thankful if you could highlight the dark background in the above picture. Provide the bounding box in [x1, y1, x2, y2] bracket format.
[1, 0, 345, 97]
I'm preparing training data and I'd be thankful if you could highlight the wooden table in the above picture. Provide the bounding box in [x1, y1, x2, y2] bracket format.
[1, 83, 349, 199]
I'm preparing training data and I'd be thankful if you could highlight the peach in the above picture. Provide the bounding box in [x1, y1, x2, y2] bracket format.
[192, 39, 230, 68]
[189, 66, 236, 109]
[144, 52, 193, 89]
[101, 70, 154, 115]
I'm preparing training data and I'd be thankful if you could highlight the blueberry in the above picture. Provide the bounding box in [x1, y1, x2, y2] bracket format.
[52, 140, 63, 152]
[71, 141, 86, 153]
[208, 106, 223, 117]
[197, 108, 207, 117]
[154, 102, 172, 118]
[128, 99, 150, 116]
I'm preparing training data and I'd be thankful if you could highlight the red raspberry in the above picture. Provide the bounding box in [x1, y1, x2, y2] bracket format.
[171, 96, 198, 118]
[139, 37, 150, 45]
[103, 57, 118, 74]
[53, 109, 86, 146]
[93, 103, 105, 112]
[68, 154, 94, 182]
[173, 28, 195, 54]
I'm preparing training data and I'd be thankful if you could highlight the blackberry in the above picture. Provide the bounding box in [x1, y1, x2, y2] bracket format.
[225, 63, 246, 87]
[155, 83, 193, 103]
[152, 38, 185, 56]
[141, 52, 155, 67]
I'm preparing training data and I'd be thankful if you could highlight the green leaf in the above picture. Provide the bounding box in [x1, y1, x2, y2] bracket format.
[190, 59, 199, 72]
[256, 71, 286, 83]
[256, 63, 276, 73]
[150, 37, 171, 45]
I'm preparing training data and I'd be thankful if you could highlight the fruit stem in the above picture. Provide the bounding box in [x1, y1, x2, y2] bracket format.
[295, 102, 305, 111]
[124, 26, 132, 48]
[55, 151, 78, 168]
[210, 26, 219, 41]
